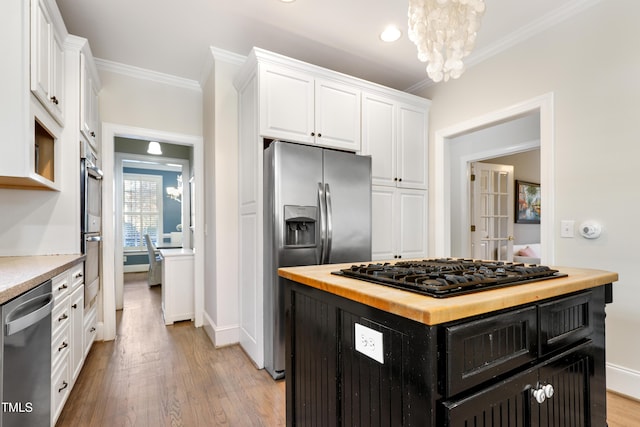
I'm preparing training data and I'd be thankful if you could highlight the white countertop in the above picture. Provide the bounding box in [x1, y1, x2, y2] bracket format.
[159, 248, 194, 258]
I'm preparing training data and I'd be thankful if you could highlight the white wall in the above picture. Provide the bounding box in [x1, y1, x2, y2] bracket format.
[98, 70, 202, 136]
[202, 49, 243, 347]
[420, 0, 640, 398]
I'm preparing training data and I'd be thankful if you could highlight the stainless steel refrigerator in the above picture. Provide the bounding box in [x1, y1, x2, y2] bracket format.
[264, 140, 372, 380]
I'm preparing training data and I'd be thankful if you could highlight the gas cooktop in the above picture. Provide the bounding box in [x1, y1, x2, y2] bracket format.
[332, 258, 567, 298]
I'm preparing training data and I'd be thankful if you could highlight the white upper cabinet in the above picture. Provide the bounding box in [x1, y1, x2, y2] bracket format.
[260, 65, 315, 144]
[80, 50, 100, 150]
[362, 93, 396, 186]
[259, 64, 361, 151]
[397, 103, 428, 190]
[31, 0, 65, 125]
[363, 92, 429, 190]
[313, 78, 360, 151]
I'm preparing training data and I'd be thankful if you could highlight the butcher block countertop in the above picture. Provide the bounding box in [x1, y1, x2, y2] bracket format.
[0, 254, 84, 305]
[278, 262, 618, 325]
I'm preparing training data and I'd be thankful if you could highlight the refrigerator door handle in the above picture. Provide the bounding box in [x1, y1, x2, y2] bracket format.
[324, 183, 333, 264]
[318, 182, 327, 264]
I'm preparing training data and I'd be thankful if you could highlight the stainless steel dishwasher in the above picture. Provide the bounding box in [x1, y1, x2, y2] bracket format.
[1, 280, 53, 427]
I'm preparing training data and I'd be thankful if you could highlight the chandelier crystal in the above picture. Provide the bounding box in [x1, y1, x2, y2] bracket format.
[408, 0, 486, 83]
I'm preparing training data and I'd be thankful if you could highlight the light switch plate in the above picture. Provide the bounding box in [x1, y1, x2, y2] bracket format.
[355, 323, 384, 364]
[560, 220, 574, 238]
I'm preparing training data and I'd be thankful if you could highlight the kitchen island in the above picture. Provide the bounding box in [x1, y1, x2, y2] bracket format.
[279, 261, 617, 426]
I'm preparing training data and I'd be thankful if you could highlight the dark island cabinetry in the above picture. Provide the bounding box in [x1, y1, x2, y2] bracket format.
[285, 279, 610, 427]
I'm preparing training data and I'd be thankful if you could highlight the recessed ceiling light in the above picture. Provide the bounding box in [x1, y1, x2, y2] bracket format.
[380, 25, 402, 42]
[279, 0, 296, 3]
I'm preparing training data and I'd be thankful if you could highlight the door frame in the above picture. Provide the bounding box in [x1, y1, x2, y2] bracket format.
[459, 143, 539, 259]
[101, 122, 204, 341]
[432, 93, 555, 264]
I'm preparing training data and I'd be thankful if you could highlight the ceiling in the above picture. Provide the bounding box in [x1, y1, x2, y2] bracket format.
[55, 0, 600, 91]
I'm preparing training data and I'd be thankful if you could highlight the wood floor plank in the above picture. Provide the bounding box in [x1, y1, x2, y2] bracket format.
[56, 274, 285, 426]
[56, 273, 637, 426]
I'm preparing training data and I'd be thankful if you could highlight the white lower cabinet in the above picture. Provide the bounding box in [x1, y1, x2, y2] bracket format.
[84, 302, 97, 358]
[372, 186, 428, 261]
[70, 285, 84, 381]
[160, 249, 195, 325]
[51, 262, 93, 426]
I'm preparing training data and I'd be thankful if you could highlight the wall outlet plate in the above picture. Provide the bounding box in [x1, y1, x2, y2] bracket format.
[355, 323, 384, 364]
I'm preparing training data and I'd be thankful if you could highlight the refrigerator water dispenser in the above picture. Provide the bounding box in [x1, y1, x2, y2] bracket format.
[284, 205, 316, 247]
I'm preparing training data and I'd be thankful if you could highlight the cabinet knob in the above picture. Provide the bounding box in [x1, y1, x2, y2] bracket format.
[90, 131, 96, 138]
[532, 388, 546, 404]
[311, 132, 315, 137]
[317, 133, 322, 138]
[532, 384, 554, 404]
[394, 177, 398, 182]
[72, 303, 78, 309]
[58, 341, 68, 352]
[398, 178, 402, 182]
[542, 384, 554, 399]
[50, 95, 59, 105]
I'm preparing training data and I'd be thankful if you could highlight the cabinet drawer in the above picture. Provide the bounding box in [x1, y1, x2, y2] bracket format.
[52, 297, 70, 335]
[539, 291, 593, 356]
[51, 323, 70, 368]
[444, 306, 537, 397]
[52, 271, 70, 301]
[70, 263, 84, 290]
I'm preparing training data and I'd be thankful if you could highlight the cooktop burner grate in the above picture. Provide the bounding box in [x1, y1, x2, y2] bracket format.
[332, 258, 567, 298]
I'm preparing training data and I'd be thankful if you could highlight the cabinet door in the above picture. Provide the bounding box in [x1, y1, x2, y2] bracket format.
[532, 350, 591, 427]
[443, 368, 535, 427]
[50, 33, 65, 123]
[70, 285, 85, 382]
[314, 79, 361, 151]
[397, 189, 427, 259]
[362, 93, 396, 186]
[80, 52, 99, 146]
[259, 65, 314, 143]
[31, 0, 51, 108]
[371, 186, 395, 261]
[397, 104, 428, 190]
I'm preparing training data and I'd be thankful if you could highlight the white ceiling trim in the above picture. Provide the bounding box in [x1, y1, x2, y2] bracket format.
[95, 58, 202, 92]
[407, 0, 602, 93]
[467, 0, 603, 69]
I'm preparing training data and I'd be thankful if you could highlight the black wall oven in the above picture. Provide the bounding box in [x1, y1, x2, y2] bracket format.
[81, 147, 103, 308]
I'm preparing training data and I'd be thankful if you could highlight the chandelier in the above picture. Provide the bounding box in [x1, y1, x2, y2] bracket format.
[166, 174, 182, 202]
[408, 0, 486, 83]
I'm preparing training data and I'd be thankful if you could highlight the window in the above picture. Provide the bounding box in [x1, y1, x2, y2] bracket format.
[123, 173, 163, 250]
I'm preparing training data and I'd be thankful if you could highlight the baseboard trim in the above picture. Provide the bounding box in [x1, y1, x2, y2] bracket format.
[202, 311, 240, 348]
[607, 362, 640, 400]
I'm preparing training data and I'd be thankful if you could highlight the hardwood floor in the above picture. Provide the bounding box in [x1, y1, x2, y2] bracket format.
[56, 273, 285, 426]
[57, 273, 640, 426]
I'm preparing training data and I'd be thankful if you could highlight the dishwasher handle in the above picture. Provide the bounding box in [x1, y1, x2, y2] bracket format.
[5, 293, 54, 337]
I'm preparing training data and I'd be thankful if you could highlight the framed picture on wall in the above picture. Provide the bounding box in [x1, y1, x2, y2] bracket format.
[515, 180, 541, 224]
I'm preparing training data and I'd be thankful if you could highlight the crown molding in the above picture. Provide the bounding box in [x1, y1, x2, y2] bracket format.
[199, 47, 247, 87]
[405, 0, 603, 93]
[94, 58, 202, 92]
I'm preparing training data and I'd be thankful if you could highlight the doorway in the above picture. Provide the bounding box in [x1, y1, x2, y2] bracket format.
[101, 123, 204, 341]
[432, 93, 554, 264]
[114, 138, 192, 310]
